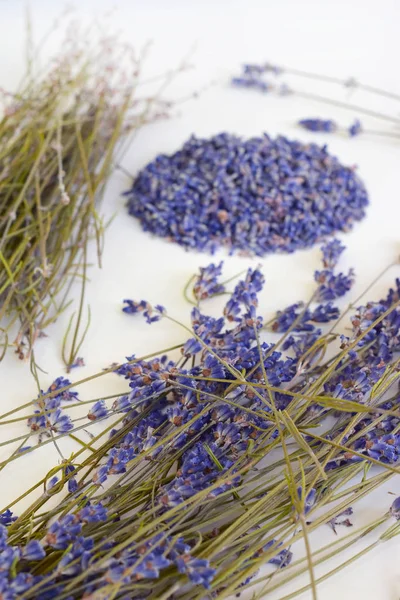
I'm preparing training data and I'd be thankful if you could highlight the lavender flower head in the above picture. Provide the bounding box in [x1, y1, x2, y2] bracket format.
[193, 262, 225, 300]
[390, 496, 400, 520]
[123, 299, 165, 324]
[349, 119, 362, 137]
[299, 118, 337, 133]
[321, 239, 346, 269]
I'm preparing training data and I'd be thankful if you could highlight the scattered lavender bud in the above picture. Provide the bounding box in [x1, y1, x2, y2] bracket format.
[193, 262, 225, 300]
[328, 507, 354, 534]
[231, 76, 271, 93]
[390, 496, 400, 520]
[321, 239, 346, 269]
[67, 357, 85, 370]
[349, 119, 362, 137]
[299, 118, 337, 133]
[87, 400, 108, 421]
[122, 299, 164, 324]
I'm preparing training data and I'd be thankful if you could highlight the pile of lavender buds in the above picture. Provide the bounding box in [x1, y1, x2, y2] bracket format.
[2, 240, 400, 599]
[125, 133, 368, 256]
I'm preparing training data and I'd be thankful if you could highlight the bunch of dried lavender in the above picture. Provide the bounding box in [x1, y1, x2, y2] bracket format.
[0, 25, 174, 365]
[0, 242, 400, 599]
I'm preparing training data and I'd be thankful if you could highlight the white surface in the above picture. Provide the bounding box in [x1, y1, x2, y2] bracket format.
[1, 1, 400, 598]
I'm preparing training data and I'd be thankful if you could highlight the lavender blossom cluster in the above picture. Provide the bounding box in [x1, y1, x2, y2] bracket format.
[125, 133, 368, 256]
[6, 241, 400, 598]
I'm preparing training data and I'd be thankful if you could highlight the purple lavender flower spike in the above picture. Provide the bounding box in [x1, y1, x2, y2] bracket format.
[390, 496, 400, 520]
[299, 118, 337, 133]
[349, 119, 362, 137]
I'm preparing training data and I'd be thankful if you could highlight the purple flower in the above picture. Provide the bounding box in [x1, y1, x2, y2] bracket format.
[297, 487, 317, 514]
[282, 331, 322, 358]
[201, 354, 226, 379]
[22, 540, 46, 561]
[193, 262, 225, 301]
[46, 377, 78, 402]
[328, 507, 353, 534]
[48, 409, 74, 433]
[272, 303, 313, 333]
[315, 269, 355, 301]
[243, 63, 270, 75]
[92, 465, 109, 486]
[78, 502, 108, 524]
[182, 337, 203, 357]
[0, 510, 17, 527]
[134, 552, 171, 579]
[299, 118, 337, 133]
[87, 400, 108, 421]
[58, 536, 94, 575]
[311, 302, 340, 323]
[122, 299, 148, 315]
[321, 239, 346, 269]
[390, 496, 400, 520]
[46, 476, 59, 491]
[262, 540, 293, 568]
[349, 119, 362, 137]
[231, 76, 271, 93]
[45, 515, 82, 549]
[67, 357, 85, 370]
[176, 554, 216, 588]
[64, 464, 78, 494]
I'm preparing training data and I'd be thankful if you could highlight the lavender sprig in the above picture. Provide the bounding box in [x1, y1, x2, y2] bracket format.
[231, 62, 400, 134]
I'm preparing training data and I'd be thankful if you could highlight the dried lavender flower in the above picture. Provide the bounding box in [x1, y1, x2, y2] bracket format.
[299, 118, 337, 133]
[390, 496, 400, 520]
[349, 119, 362, 137]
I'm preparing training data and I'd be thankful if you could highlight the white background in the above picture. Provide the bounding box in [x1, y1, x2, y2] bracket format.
[1, 1, 400, 598]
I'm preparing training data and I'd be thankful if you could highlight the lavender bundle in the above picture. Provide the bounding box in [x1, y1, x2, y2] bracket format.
[1, 241, 400, 599]
[0, 27, 172, 364]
